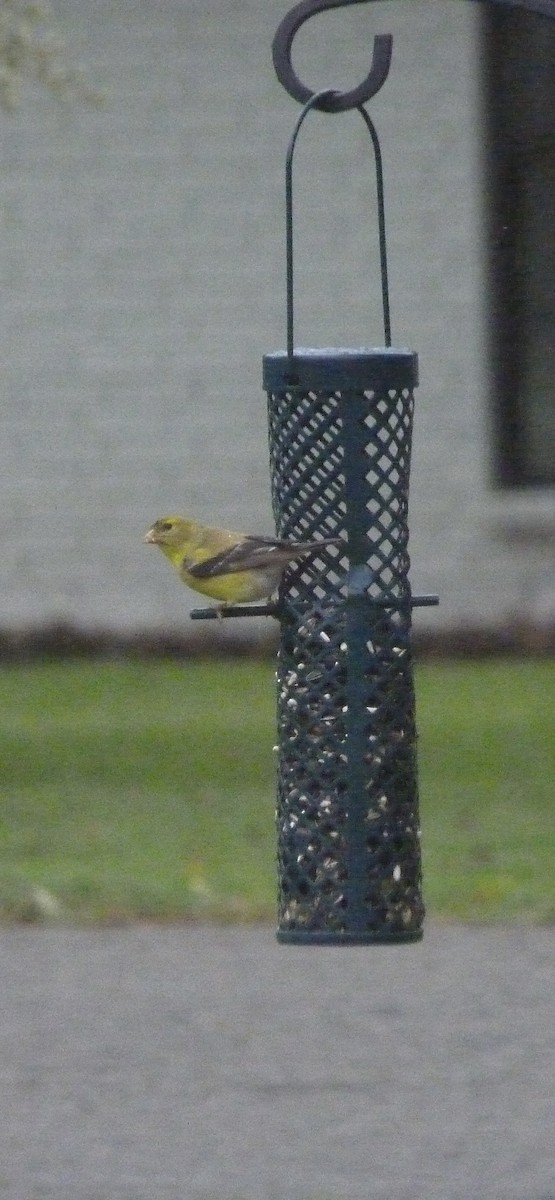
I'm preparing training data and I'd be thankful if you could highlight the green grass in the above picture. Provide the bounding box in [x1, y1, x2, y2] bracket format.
[418, 660, 555, 923]
[0, 658, 553, 924]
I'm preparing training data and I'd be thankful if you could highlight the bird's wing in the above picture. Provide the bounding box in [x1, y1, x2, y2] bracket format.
[186, 536, 296, 580]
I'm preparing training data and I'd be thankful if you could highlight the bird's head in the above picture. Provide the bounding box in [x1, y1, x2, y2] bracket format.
[144, 516, 192, 551]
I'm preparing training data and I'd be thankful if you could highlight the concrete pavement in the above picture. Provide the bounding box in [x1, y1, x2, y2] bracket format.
[1, 923, 554, 1199]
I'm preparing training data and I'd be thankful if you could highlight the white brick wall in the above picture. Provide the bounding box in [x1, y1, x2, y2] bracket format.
[1, 0, 553, 635]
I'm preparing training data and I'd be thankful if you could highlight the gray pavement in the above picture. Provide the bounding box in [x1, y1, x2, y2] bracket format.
[1, 923, 554, 1200]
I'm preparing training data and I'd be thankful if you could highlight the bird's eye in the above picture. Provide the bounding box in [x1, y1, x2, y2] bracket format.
[159, 521, 173, 532]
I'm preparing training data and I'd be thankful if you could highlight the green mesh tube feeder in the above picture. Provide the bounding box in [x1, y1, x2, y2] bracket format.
[264, 1, 438, 943]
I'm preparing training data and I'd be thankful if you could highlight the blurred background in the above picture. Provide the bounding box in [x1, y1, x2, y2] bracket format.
[1, 16, 553, 1200]
[0, 0, 553, 927]
[0, 0, 553, 644]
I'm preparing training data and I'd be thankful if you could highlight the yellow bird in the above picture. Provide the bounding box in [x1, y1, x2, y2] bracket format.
[144, 515, 343, 606]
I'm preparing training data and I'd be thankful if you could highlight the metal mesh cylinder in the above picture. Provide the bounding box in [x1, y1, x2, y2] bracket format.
[263, 348, 424, 944]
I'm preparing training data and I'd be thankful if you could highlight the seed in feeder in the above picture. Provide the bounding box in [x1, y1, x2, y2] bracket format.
[340, 642, 347, 652]
[393, 864, 401, 881]
[286, 697, 297, 710]
[320, 631, 331, 643]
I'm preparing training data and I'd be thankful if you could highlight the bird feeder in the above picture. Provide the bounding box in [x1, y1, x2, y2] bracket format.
[193, 0, 439, 943]
[266, 0, 441, 943]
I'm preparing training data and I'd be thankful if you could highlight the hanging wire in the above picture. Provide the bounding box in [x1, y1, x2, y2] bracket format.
[357, 104, 391, 348]
[285, 89, 392, 365]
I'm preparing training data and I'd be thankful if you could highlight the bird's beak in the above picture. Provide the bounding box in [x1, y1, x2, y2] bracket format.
[143, 528, 158, 544]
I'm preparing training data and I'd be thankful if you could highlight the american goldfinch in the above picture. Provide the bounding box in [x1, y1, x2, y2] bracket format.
[144, 515, 343, 605]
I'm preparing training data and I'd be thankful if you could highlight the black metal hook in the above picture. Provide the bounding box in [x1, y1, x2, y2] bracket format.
[272, 0, 393, 113]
